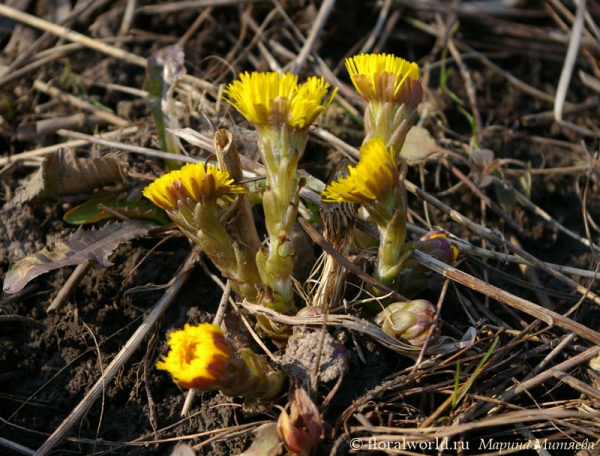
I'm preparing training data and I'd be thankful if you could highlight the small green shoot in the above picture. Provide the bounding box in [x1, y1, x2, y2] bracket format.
[145, 45, 186, 171]
[438, 23, 481, 149]
[451, 337, 499, 410]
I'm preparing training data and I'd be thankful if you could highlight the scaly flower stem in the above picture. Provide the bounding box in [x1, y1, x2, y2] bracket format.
[259, 134, 301, 237]
[376, 207, 411, 285]
[255, 132, 303, 313]
[322, 137, 413, 287]
[170, 201, 260, 301]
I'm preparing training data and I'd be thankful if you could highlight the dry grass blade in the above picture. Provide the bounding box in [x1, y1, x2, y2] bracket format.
[240, 301, 472, 358]
[413, 250, 600, 345]
[0, 437, 34, 455]
[136, 0, 258, 14]
[344, 409, 600, 442]
[405, 180, 600, 306]
[464, 344, 600, 421]
[299, 217, 408, 302]
[554, 0, 587, 121]
[289, 0, 335, 74]
[33, 80, 129, 127]
[0, 126, 139, 167]
[0, 3, 215, 94]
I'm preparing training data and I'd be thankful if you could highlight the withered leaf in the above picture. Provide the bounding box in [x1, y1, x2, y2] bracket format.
[3, 220, 155, 294]
[236, 423, 281, 456]
[400, 126, 440, 161]
[13, 146, 126, 205]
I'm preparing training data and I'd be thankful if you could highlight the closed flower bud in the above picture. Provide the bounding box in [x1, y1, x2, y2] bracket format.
[396, 230, 459, 297]
[416, 230, 459, 265]
[277, 408, 312, 456]
[375, 300, 440, 346]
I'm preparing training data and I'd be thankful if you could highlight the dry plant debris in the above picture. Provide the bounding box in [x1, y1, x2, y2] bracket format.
[1, 1, 600, 455]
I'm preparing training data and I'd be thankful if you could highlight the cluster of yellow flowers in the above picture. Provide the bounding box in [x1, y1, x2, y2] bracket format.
[323, 54, 422, 285]
[144, 53, 458, 401]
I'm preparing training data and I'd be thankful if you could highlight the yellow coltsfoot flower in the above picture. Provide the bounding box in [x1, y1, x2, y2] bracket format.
[157, 323, 231, 390]
[322, 137, 411, 285]
[224, 72, 337, 316]
[223, 72, 335, 227]
[157, 323, 284, 401]
[346, 53, 420, 104]
[223, 72, 333, 133]
[143, 161, 243, 212]
[346, 53, 422, 159]
[321, 137, 401, 227]
[143, 162, 262, 301]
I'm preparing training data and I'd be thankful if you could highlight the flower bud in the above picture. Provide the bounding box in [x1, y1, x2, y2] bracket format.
[375, 300, 440, 346]
[277, 407, 312, 456]
[416, 230, 459, 265]
[396, 230, 459, 297]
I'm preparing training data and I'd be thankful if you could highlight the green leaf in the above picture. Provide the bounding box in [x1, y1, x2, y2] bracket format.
[452, 337, 499, 410]
[494, 181, 517, 213]
[63, 193, 170, 225]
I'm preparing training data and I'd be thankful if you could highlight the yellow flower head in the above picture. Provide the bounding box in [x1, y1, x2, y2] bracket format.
[223, 72, 335, 129]
[321, 137, 398, 204]
[346, 53, 420, 104]
[156, 323, 231, 390]
[143, 162, 243, 211]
